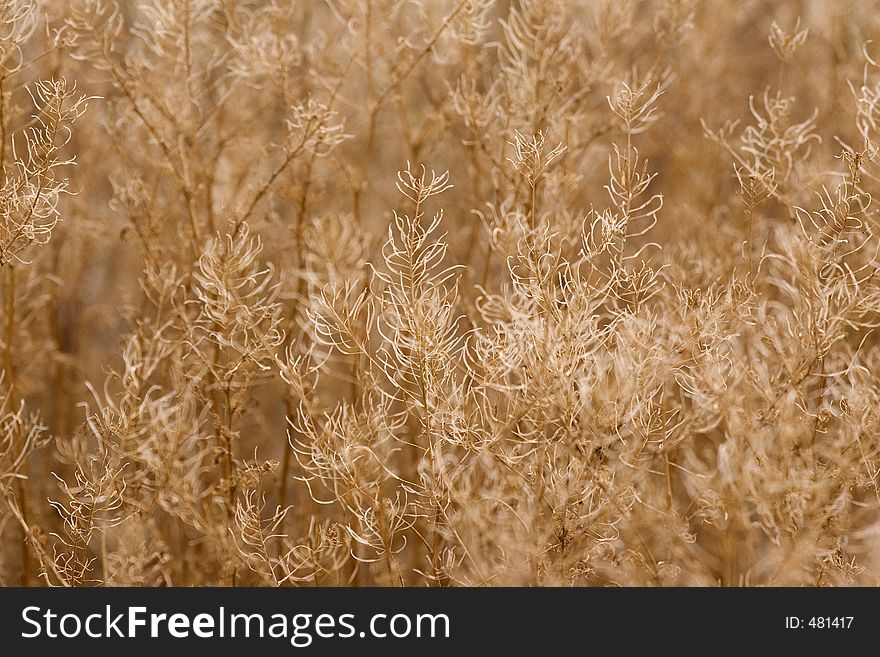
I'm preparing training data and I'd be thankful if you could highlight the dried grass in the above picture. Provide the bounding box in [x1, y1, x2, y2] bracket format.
[2, 0, 880, 587]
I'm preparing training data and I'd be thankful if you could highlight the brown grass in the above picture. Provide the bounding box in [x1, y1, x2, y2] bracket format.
[2, 0, 880, 586]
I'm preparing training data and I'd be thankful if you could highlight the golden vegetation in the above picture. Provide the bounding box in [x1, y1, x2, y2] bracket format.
[2, 0, 880, 586]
